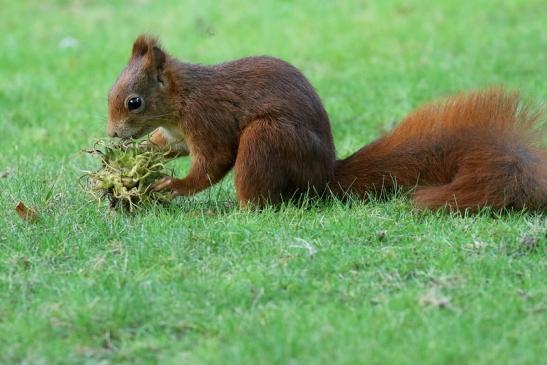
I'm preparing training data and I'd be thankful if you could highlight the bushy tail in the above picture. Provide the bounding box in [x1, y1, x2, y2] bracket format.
[334, 88, 547, 211]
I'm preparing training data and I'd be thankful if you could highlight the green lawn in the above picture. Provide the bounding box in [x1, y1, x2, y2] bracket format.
[1, 0, 546, 364]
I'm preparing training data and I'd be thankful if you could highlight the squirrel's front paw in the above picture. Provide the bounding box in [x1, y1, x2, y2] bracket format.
[152, 177, 184, 197]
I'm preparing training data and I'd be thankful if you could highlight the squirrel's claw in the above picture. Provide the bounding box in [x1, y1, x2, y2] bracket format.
[152, 176, 186, 198]
[152, 176, 175, 192]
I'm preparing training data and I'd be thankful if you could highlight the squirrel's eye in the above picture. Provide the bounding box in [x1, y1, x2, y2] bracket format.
[127, 96, 143, 111]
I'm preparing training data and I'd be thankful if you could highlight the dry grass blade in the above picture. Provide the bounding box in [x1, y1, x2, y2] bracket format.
[15, 202, 39, 222]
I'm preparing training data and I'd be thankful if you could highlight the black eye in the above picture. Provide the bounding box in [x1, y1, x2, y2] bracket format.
[127, 96, 142, 111]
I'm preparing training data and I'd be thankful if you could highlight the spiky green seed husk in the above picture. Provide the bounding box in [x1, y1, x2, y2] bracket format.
[83, 140, 173, 211]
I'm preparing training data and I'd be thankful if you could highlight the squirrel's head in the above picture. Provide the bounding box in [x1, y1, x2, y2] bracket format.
[107, 35, 177, 139]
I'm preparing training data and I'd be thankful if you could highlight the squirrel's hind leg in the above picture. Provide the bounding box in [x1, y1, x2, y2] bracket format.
[235, 118, 335, 208]
[234, 120, 295, 207]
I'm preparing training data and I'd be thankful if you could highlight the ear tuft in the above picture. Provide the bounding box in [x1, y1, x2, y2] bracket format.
[130, 34, 160, 60]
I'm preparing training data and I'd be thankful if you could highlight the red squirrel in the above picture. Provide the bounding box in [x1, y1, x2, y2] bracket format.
[107, 35, 547, 211]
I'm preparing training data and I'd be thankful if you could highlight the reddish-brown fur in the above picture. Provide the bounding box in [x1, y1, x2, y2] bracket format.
[108, 35, 547, 211]
[336, 90, 547, 211]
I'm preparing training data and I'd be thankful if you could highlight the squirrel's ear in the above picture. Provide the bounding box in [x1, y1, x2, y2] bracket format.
[131, 34, 154, 59]
[130, 35, 165, 68]
[130, 35, 167, 84]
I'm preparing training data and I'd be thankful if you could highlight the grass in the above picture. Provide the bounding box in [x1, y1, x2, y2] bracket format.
[0, 0, 546, 364]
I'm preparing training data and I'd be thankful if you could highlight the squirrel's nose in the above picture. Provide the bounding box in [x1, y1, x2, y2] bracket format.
[107, 124, 118, 138]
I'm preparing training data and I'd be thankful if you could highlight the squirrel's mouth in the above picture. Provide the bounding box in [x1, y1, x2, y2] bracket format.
[128, 125, 153, 139]
[130, 128, 146, 139]
[114, 127, 146, 140]
[113, 123, 155, 140]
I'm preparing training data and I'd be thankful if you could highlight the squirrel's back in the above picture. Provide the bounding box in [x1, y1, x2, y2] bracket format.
[190, 56, 331, 129]
[179, 55, 337, 167]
